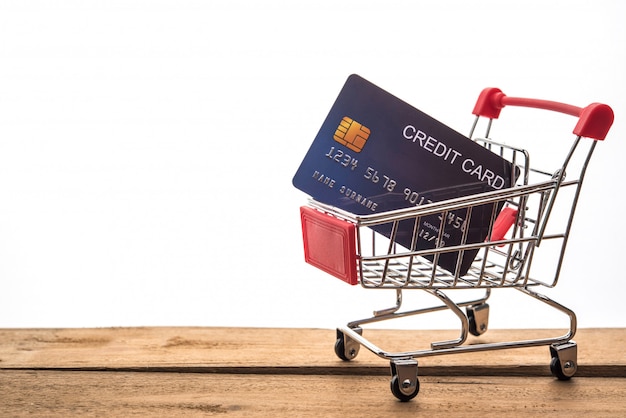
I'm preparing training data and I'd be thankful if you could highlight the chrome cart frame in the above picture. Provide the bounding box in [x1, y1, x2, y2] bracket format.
[300, 88, 613, 401]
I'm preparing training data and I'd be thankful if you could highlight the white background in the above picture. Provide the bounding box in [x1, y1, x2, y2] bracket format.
[1, 0, 624, 331]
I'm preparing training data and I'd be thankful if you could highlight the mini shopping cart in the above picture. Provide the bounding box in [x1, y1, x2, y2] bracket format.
[299, 87, 614, 401]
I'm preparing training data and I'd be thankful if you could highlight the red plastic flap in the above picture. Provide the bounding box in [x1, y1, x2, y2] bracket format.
[300, 206, 358, 285]
[490, 207, 518, 243]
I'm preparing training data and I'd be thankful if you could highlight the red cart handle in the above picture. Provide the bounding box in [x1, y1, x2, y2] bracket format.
[472, 87, 614, 140]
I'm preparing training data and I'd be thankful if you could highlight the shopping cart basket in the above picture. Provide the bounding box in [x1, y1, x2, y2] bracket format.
[299, 87, 614, 401]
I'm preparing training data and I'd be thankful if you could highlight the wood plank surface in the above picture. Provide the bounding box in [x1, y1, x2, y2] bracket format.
[1, 327, 625, 416]
[1, 327, 625, 376]
[1, 371, 625, 417]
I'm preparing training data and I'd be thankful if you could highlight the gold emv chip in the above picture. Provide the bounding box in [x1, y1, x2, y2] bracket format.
[333, 117, 370, 153]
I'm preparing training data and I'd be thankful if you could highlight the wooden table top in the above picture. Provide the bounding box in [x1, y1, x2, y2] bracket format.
[1, 327, 625, 416]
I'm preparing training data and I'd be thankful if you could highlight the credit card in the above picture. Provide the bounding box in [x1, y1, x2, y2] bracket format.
[293, 74, 517, 276]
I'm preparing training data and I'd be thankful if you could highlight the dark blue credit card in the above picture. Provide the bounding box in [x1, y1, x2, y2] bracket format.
[293, 74, 516, 276]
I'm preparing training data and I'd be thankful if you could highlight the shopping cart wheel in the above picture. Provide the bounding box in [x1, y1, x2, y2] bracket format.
[390, 359, 419, 402]
[334, 328, 362, 361]
[549, 341, 578, 380]
[466, 303, 490, 336]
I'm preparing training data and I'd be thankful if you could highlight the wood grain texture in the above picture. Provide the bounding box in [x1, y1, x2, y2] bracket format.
[1, 370, 625, 417]
[1, 327, 625, 376]
[1, 327, 625, 416]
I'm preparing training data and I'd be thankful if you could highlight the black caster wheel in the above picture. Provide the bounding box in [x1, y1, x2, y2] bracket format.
[550, 341, 578, 380]
[550, 357, 574, 380]
[389, 359, 419, 401]
[466, 303, 489, 337]
[334, 328, 361, 361]
[390, 374, 420, 402]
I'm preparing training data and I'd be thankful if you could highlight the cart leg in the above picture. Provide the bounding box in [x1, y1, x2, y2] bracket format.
[373, 289, 403, 317]
[334, 327, 362, 361]
[517, 286, 577, 341]
[550, 341, 578, 380]
[427, 289, 469, 350]
[390, 359, 420, 402]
